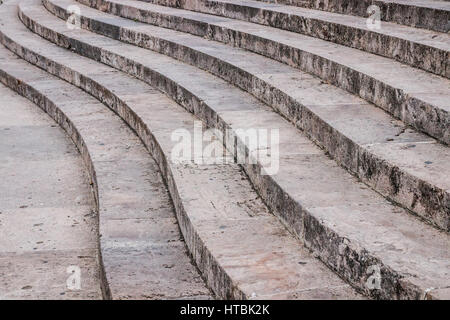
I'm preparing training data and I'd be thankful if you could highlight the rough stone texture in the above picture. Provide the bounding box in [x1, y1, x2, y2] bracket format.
[250, 0, 450, 33]
[0, 37, 211, 299]
[0, 83, 101, 299]
[0, 1, 363, 300]
[43, 0, 450, 231]
[141, 0, 449, 77]
[74, 0, 450, 147]
[9, 0, 450, 300]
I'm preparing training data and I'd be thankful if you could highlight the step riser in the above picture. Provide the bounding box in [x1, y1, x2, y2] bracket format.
[251, 0, 450, 33]
[0, 64, 111, 300]
[44, 0, 449, 231]
[15, 7, 434, 299]
[141, 0, 449, 77]
[75, 0, 450, 148]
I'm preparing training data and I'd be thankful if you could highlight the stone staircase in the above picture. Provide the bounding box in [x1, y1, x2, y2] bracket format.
[0, 0, 448, 300]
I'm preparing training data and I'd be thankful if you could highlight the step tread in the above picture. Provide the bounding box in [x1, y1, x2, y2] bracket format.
[0, 39, 210, 299]
[0, 1, 362, 299]
[0, 82, 101, 299]
[45, 0, 450, 230]
[14, 0, 450, 299]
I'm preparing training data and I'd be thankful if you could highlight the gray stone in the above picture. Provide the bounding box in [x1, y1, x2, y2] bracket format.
[230, 0, 450, 33]
[73, 0, 450, 145]
[141, 0, 450, 75]
[0, 82, 101, 299]
[1, 0, 449, 301]
[4, 0, 449, 300]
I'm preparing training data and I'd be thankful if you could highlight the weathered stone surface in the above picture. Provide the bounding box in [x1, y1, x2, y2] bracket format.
[245, 0, 450, 33]
[141, 0, 450, 77]
[41, 0, 450, 231]
[0, 2, 363, 300]
[72, 0, 450, 146]
[0, 83, 101, 299]
[7, 0, 450, 300]
[0, 250, 101, 299]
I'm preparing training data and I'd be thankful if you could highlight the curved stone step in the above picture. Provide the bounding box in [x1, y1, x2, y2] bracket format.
[41, 0, 450, 231]
[0, 41, 210, 300]
[0, 82, 101, 300]
[245, 0, 450, 33]
[138, 0, 449, 77]
[70, 0, 450, 147]
[0, 1, 362, 300]
[12, 0, 450, 299]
